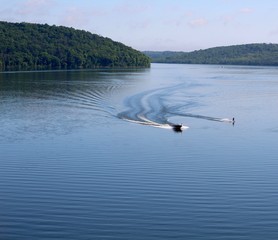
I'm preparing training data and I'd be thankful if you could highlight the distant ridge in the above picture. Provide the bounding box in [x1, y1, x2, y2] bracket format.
[0, 21, 150, 71]
[144, 43, 278, 66]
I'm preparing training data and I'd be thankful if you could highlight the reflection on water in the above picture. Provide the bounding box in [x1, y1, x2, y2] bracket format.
[0, 69, 149, 140]
[1, 64, 278, 239]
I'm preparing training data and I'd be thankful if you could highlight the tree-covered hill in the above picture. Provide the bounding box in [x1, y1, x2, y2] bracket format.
[0, 21, 150, 71]
[144, 44, 278, 66]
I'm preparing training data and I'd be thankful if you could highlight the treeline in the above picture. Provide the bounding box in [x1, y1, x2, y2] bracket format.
[0, 21, 150, 71]
[144, 44, 278, 66]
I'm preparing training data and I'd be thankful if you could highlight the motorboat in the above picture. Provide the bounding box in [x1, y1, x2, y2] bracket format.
[172, 124, 183, 132]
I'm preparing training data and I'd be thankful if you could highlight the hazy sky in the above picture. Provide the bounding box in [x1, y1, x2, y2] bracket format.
[1, 0, 278, 51]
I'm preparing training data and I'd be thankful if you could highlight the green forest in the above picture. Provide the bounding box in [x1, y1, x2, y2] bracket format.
[0, 21, 150, 71]
[144, 44, 278, 66]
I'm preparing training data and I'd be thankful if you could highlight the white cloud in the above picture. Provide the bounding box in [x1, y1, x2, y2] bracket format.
[129, 19, 150, 30]
[220, 7, 254, 26]
[269, 28, 278, 36]
[188, 18, 208, 27]
[221, 14, 234, 25]
[59, 7, 88, 28]
[240, 8, 254, 14]
[16, 0, 52, 15]
[113, 1, 149, 15]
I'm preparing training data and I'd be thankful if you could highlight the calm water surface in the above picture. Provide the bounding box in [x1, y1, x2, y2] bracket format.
[1, 64, 278, 239]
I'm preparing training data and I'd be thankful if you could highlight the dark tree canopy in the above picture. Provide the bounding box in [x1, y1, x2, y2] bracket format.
[144, 44, 278, 66]
[0, 21, 150, 71]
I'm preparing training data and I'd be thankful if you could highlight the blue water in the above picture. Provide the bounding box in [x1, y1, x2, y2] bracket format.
[1, 64, 278, 239]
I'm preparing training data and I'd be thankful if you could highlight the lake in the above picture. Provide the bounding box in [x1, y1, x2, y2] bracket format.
[1, 63, 278, 239]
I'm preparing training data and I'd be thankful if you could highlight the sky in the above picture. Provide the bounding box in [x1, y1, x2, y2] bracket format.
[1, 0, 278, 51]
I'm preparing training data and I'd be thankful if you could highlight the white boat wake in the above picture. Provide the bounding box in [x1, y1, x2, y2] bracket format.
[118, 84, 234, 132]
